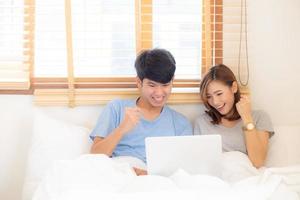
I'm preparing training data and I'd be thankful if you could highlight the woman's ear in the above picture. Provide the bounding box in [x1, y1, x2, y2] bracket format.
[231, 81, 238, 93]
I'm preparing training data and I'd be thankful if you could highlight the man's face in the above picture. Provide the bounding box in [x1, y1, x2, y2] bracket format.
[137, 78, 173, 108]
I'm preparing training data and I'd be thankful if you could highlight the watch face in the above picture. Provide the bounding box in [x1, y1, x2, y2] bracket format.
[247, 123, 255, 130]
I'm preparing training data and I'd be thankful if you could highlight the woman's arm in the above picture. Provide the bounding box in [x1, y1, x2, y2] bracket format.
[243, 128, 269, 168]
[236, 95, 270, 168]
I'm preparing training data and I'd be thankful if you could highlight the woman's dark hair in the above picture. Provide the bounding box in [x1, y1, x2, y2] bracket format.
[200, 64, 241, 124]
[135, 48, 176, 84]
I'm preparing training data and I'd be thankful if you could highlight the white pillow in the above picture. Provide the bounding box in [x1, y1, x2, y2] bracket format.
[22, 109, 92, 200]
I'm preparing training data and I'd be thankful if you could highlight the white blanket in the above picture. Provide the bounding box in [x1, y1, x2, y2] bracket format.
[33, 152, 300, 200]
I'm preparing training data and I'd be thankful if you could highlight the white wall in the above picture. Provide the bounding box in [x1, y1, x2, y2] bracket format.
[0, 96, 33, 200]
[248, 0, 300, 125]
[1, 0, 300, 199]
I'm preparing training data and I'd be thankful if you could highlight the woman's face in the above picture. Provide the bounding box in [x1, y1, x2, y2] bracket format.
[206, 80, 237, 116]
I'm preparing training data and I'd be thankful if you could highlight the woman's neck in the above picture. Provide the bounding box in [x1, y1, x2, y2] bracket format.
[220, 118, 240, 128]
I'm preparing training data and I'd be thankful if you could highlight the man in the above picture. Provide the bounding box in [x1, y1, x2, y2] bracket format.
[90, 48, 192, 175]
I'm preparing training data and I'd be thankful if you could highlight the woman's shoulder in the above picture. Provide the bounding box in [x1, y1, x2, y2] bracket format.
[195, 112, 211, 124]
[252, 110, 271, 120]
[164, 106, 191, 124]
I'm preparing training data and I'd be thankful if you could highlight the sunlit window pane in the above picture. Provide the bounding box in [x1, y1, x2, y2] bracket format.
[153, 0, 202, 79]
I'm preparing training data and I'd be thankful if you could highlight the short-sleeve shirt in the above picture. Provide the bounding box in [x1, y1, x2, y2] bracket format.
[90, 99, 193, 163]
[194, 110, 274, 154]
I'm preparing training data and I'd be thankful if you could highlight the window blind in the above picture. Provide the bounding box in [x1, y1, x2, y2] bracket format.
[0, 0, 250, 99]
[34, 0, 209, 105]
[0, 0, 254, 104]
[223, 0, 249, 83]
[152, 0, 202, 79]
[34, 0, 204, 80]
[34, 0, 136, 78]
[203, 0, 249, 91]
[0, 0, 32, 90]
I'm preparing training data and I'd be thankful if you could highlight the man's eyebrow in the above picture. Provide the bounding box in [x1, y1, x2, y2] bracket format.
[147, 81, 156, 84]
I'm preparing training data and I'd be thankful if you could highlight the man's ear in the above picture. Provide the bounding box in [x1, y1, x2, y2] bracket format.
[231, 81, 238, 93]
[136, 77, 142, 88]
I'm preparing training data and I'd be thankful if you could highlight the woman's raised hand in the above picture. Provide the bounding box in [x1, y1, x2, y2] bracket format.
[236, 94, 253, 123]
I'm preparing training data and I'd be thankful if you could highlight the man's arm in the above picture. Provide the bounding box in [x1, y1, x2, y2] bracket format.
[90, 107, 142, 156]
[133, 167, 148, 176]
[90, 127, 126, 156]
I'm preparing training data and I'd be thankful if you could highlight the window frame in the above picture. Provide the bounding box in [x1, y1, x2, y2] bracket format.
[1, 0, 223, 106]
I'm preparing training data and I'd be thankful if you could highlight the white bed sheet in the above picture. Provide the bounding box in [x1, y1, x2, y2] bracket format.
[23, 109, 300, 200]
[32, 152, 300, 200]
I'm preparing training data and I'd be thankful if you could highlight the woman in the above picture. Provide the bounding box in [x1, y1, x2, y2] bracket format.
[194, 64, 274, 168]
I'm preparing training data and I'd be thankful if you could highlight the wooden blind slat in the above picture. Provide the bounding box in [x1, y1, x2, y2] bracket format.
[65, 0, 75, 107]
[0, 0, 31, 90]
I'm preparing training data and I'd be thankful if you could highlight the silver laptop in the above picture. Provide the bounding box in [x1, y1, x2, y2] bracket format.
[145, 135, 222, 177]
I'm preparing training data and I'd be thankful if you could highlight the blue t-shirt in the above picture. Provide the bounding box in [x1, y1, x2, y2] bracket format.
[90, 99, 192, 163]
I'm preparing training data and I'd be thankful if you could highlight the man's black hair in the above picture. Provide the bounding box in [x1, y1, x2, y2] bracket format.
[134, 48, 176, 84]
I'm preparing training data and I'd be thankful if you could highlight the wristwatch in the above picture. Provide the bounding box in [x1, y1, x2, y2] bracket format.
[242, 122, 255, 131]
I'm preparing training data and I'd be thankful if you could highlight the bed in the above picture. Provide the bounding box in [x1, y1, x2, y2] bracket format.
[22, 108, 300, 200]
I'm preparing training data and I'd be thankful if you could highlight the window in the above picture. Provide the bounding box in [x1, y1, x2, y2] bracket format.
[34, 0, 203, 79]
[0, 0, 30, 90]
[152, 0, 202, 79]
[34, 0, 210, 106]
[35, 0, 137, 77]
[1, 0, 247, 105]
